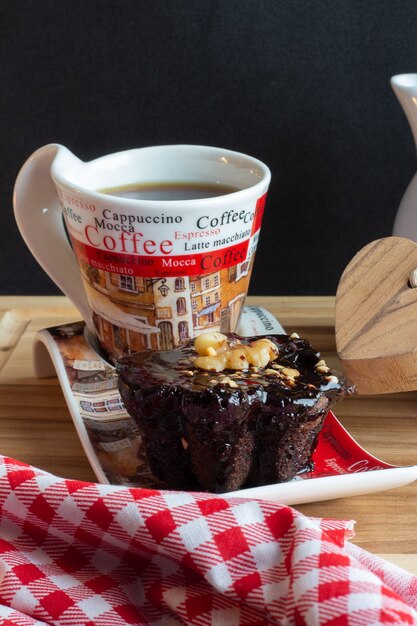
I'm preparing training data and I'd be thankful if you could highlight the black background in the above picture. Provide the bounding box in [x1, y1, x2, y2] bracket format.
[2, 0, 417, 296]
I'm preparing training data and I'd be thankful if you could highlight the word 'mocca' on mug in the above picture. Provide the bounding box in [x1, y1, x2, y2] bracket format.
[14, 144, 271, 362]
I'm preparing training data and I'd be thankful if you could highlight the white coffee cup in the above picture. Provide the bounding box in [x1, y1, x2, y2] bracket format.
[14, 144, 271, 361]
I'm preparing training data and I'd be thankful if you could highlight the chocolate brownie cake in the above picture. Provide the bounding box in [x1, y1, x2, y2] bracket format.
[117, 332, 352, 493]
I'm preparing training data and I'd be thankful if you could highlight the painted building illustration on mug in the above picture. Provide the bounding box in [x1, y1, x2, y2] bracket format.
[78, 256, 254, 358]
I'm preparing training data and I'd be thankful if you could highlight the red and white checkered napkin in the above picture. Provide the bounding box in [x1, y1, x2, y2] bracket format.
[0, 456, 415, 626]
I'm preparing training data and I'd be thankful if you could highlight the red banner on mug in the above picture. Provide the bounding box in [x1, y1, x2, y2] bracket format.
[71, 237, 251, 278]
[251, 193, 267, 236]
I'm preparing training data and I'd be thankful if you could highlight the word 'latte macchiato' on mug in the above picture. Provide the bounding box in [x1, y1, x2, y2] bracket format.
[14, 144, 271, 362]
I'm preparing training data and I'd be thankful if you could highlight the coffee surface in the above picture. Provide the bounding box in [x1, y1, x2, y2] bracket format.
[100, 182, 240, 201]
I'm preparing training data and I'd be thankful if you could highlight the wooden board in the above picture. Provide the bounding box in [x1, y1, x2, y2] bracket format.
[0, 295, 416, 574]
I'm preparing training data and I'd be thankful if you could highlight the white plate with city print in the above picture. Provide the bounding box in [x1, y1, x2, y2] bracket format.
[33, 305, 417, 505]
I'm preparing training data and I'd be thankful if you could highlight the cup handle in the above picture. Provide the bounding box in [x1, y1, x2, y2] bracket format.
[13, 144, 94, 332]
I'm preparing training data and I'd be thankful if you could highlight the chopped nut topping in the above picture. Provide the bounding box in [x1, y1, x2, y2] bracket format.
[183, 370, 194, 377]
[191, 331, 335, 393]
[194, 353, 227, 372]
[179, 359, 193, 366]
[315, 359, 330, 373]
[281, 367, 300, 380]
[290, 332, 300, 339]
[195, 332, 228, 356]
[250, 338, 279, 361]
[227, 347, 250, 370]
[193, 332, 279, 373]
[264, 368, 281, 376]
[181, 437, 189, 450]
[220, 376, 238, 388]
[325, 375, 339, 384]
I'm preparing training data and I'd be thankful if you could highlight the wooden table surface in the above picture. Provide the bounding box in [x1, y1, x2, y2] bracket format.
[0, 295, 416, 575]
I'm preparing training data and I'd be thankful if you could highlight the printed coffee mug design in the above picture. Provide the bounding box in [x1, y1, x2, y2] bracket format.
[14, 144, 271, 361]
